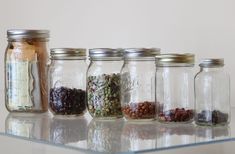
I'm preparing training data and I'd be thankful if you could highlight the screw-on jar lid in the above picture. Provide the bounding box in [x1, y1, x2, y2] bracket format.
[199, 58, 224, 67]
[89, 48, 123, 59]
[123, 48, 161, 59]
[50, 48, 86, 60]
[7, 29, 50, 40]
[155, 53, 195, 66]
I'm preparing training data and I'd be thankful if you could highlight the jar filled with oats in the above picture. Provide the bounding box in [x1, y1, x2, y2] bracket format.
[5, 29, 50, 112]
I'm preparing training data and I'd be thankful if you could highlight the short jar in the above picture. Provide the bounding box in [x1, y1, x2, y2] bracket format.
[48, 48, 87, 116]
[121, 48, 160, 121]
[87, 48, 123, 119]
[156, 53, 195, 123]
[5, 29, 49, 112]
[195, 59, 230, 126]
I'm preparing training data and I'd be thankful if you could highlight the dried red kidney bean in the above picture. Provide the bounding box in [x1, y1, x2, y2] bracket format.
[159, 108, 194, 122]
[50, 87, 86, 115]
[122, 101, 156, 119]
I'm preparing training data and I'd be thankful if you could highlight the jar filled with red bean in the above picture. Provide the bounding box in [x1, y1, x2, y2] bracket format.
[121, 48, 160, 121]
[48, 48, 87, 116]
[156, 54, 195, 123]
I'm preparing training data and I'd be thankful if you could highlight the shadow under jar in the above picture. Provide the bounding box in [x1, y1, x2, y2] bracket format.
[87, 48, 123, 119]
[195, 59, 230, 126]
[156, 54, 195, 123]
[48, 48, 87, 116]
[5, 29, 49, 112]
[121, 48, 160, 121]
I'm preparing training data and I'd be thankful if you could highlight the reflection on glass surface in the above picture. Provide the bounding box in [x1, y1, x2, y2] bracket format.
[121, 122, 157, 151]
[5, 113, 50, 140]
[49, 116, 88, 145]
[157, 123, 196, 148]
[196, 126, 231, 142]
[88, 119, 124, 153]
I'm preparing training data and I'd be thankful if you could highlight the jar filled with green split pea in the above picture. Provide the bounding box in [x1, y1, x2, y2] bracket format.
[87, 48, 123, 119]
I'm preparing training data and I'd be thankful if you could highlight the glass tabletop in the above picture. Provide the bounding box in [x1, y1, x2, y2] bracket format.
[0, 95, 234, 153]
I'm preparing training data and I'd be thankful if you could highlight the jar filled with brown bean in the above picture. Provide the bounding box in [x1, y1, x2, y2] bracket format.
[121, 48, 160, 121]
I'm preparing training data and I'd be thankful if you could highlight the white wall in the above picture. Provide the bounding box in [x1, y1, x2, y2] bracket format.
[0, 0, 235, 106]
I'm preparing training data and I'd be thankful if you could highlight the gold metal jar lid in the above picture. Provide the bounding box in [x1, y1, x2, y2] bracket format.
[7, 29, 50, 40]
[155, 53, 195, 66]
[123, 48, 161, 59]
[50, 48, 86, 60]
[199, 58, 224, 67]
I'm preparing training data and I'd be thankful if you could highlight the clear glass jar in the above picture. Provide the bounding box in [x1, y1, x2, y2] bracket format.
[156, 54, 195, 123]
[5, 29, 49, 112]
[121, 48, 160, 121]
[87, 48, 123, 119]
[48, 48, 87, 116]
[195, 59, 230, 126]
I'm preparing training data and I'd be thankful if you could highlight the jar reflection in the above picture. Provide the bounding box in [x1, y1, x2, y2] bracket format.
[49, 117, 88, 144]
[196, 126, 230, 142]
[121, 122, 157, 151]
[5, 113, 50, 140]
[157, 123, 196, 148]
[87, 119, 124, 152]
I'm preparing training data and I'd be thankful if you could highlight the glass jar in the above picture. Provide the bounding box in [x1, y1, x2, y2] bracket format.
[48, 48, 87, 116]
[5, 29, 49, 112]
[156, 54, 195, 123]
[121, 48, 160, 121]
[195, 59, 230, 126]
[87, 48, 123, 119]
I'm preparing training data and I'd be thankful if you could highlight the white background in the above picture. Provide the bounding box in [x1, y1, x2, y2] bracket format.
[0, 0, 235, 106]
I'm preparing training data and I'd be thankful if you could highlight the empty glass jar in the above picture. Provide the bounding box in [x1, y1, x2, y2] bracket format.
[156, 54, 195, 123]
[5, 29, 49, 112]
[121, 48, 160, 121]
[87, 48, 123, 119]
[48, 48, 87, 116]
[195, 59, 230, 126]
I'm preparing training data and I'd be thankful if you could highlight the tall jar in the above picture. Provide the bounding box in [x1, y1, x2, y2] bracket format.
[87, 48, 123, 119]
[156, 54, 195, 123]
[195, 59, 230, 126]
[121, 48, 160, 121]
[5, 29, 49, 112]
[48, 48, 87, 116]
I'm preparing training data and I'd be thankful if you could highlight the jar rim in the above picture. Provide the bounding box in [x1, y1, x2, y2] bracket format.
[155, 53, 195, 66]
[89, 48, 123, 59]
[199, 58, 224, 67]
[50, 48, 86, 60]
[123, 48, 161, 59]
[7, 29, 50, 40]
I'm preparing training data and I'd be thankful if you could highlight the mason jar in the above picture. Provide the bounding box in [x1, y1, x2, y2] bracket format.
[5, 29, 49, 113]
[121, 48, 160, 121]
[87, 48, 123, 119]
[195, 59, 230, 126]
[156, 53, 195, 123]
[48, 48, 87, 116]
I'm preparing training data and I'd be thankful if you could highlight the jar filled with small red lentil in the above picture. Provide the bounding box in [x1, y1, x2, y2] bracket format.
[121, 48, 160, 121]
[156, 53, 195, 123]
